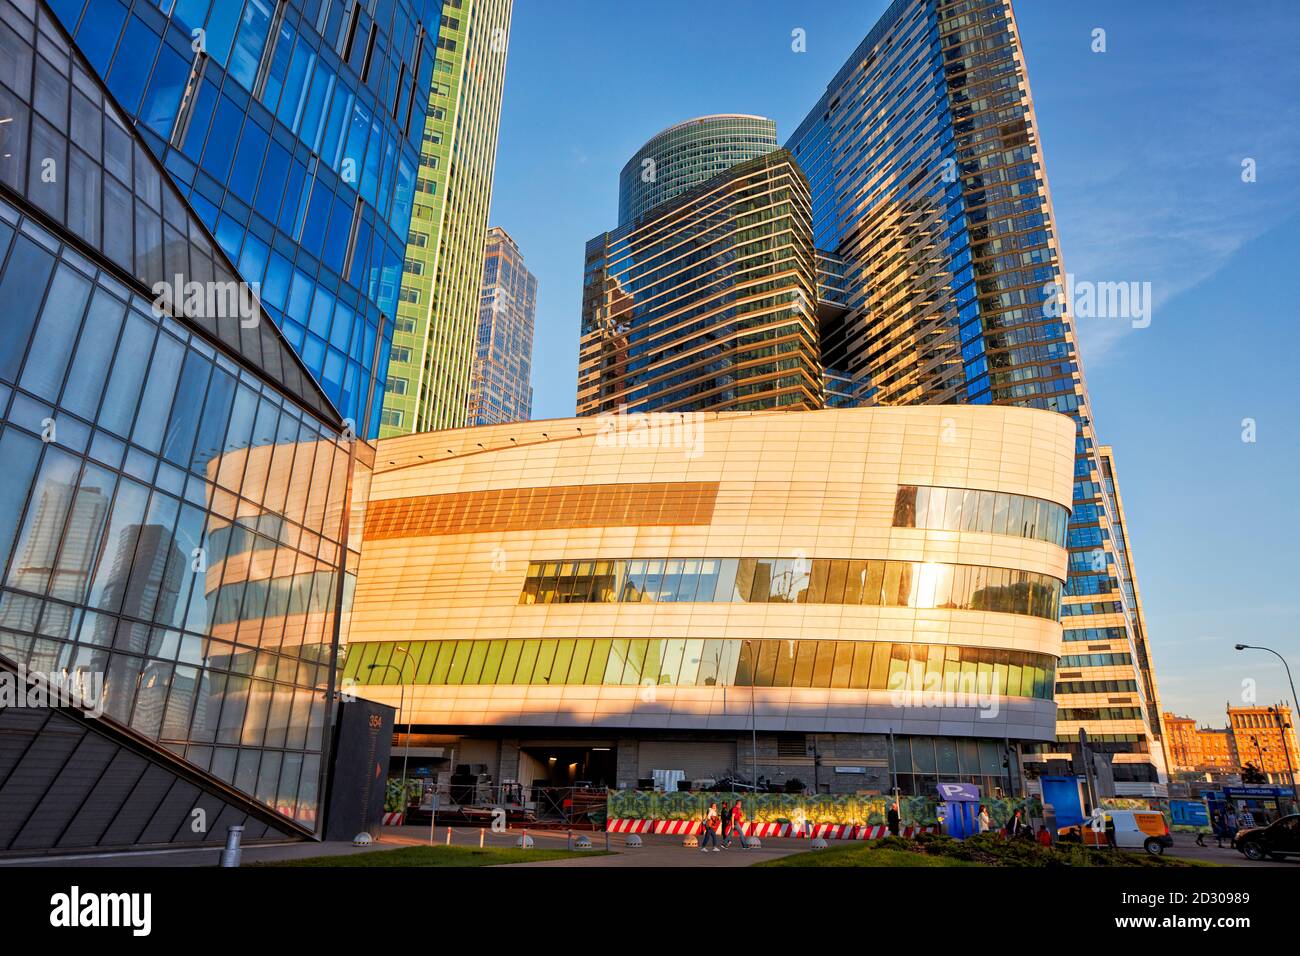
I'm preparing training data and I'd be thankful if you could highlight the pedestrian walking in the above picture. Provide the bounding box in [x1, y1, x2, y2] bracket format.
[699, 802, 722, 852]
[724, 799, 747, 848]
[1104, 813, 1117, 850]
[720, 800, 731, 844]
[1225, 809, 1239, 849]
[976, 805, 992, 833]
[1212, 811, 1232, 848]
[887, 801, 901, 837]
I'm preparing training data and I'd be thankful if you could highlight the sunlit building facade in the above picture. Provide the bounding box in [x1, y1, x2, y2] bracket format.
[1164, 713, 1237, 775]
[381, 0, 513, 435]
[785, 0, 1167, 793]
[346, 404, 1074, 794]
[1228, 706, 1300, 785]
[579, 148, 824, 416]
[466, 226, 535, 425]
[0, 0, 382, 854]
[618, 114, 778, 227]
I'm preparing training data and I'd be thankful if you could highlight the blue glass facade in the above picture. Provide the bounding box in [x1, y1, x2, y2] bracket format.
[785, 0, 1166, 789]
[0, 0, 389, 849]
[46, 0, 444, 437]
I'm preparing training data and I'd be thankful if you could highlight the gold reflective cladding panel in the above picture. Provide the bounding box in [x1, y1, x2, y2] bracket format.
[349, 405, 1074, 736]
[363, 481, 719, 539]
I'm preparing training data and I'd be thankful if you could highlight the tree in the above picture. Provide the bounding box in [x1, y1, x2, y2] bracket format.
[1241, 762, 1268, 785]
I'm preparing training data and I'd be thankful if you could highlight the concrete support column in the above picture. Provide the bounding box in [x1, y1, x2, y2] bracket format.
[615, 738, 639, 789]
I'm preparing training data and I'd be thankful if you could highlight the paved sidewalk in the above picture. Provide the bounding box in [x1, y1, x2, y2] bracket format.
[0, 825, 806, 868]
[0, 837, 405, 868]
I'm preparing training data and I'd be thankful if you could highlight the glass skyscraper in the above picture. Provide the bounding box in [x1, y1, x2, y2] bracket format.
[380, 0, 513, 435]
[786, 0, 1167, 792]
[617, 114, 778, 227]
[0, 0, 430, 853]
[41, 0, 443, 439]
[580, 145, 823, 416]
[467, 226, 534, 425]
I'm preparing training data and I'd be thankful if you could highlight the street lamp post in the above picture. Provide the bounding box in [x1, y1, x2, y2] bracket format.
[369, 645, 414, 816]
[744, 640, 758, 794]
[1235, 643, 1300, 802]
[1268, 706, 1300, 806]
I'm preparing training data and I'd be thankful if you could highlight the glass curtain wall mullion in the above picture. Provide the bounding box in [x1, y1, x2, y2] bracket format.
[516, 555, 1063, 621]
[346, 638, 1057, 700]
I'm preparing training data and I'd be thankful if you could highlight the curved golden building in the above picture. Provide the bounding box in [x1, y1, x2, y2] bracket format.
[345, 404, 1073, 794]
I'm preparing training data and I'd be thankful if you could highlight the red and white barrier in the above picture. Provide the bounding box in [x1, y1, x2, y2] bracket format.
[655, 819, 702, 835]
[381, 812, 406, 826]
[605, 819, 937, 839]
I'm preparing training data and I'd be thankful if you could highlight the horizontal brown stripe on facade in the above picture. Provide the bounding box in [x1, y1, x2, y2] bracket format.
[362, 481, 721, 540]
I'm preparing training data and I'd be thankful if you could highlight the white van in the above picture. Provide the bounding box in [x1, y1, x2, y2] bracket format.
[1058, 809, 1174, 855]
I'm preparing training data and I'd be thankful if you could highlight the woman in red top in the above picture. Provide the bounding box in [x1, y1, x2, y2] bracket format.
[725, 800, 747, 848]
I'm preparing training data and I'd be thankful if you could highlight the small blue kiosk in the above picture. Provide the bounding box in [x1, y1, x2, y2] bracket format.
[937, 782, 982, 838]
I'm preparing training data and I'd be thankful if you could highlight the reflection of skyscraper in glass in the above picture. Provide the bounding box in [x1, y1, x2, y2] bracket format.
[786, 0, 1167, 792]
[0, 1, 390, 851]
[46, 0, 445, 438]
[381, 0, 515, 435]
[8, 482, 109, 622]
[467, 227, 535, 425]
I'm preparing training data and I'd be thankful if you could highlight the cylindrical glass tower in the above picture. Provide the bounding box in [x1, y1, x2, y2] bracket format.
[617, 114, 778, 225]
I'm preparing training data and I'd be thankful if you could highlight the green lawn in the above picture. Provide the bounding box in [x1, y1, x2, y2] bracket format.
[254, 845, 610, 868]
[755, 834, 1217, 868]
[758, 845, 979, 868]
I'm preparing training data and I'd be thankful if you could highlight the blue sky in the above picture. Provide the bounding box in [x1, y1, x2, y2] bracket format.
[488, 0, 1300, 726]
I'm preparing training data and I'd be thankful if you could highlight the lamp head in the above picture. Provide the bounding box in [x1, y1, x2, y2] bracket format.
[1235, 644, 1248, 651]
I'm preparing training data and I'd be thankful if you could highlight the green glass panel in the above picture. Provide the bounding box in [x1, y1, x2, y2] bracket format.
[497, 640, 522, 684]
[551, 639, 575, 684]
[479, 640, 505, 684]
[446, 642, 472, 684]
[514, 641, 539, 683]
[429, 642, 455, 684]
[415, 642, 441, 683]
[566, 639, 592, 683]
[603, 639, 629, 684]
[585, 639, 611, 684]
[532, 640, 557, 684]
[463, 641, 488, 684]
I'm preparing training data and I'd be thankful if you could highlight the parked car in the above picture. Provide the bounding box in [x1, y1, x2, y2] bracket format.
[1057, 809, 1174, 856]
[1235, 813, 1300, 861]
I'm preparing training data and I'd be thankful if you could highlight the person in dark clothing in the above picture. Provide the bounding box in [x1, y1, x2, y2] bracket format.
[887, 802, 901, 837]
[720, 801, 731, 844]
[1104, 813, 1117, 850]
[1005, 809, 1024, 838]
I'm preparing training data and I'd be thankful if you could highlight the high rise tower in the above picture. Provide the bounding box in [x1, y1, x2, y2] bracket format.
[466, 225, 535, 425]
[786, 0, 1167, 792]
[617, 114, 777, 227]
[44, 0, 445, 439]
[580, 145, 823, 416]
[381, 0, 513, 435]
[0, 0, 440, 854]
